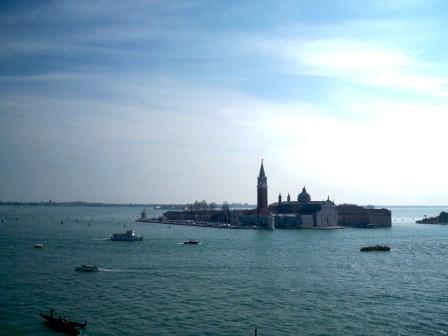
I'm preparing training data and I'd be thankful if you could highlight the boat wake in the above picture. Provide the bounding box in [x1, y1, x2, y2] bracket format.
[94, 238, 110, 241]
[97, 268, 127, 272]
[98, 268, 145, 273]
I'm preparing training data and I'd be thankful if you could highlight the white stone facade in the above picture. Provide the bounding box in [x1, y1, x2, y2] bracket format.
[314, 200, 338, 227]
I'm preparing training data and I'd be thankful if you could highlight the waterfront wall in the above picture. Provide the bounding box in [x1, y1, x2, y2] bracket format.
[367, 209, 392, 227]
[336, 205, 391, 228]
[237, 215, 272, 227]
[164, 210, 230, 223]
[273, 215, 301, 229]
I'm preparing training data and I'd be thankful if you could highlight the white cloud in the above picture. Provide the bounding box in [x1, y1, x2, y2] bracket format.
[235, 98, 448, 204]
[292, 39, 412, 73]
[252, 23, 448, 95]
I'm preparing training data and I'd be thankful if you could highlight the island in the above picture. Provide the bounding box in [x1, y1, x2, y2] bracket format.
[416, 211, 448, 224]
[138, 160, 392, 230]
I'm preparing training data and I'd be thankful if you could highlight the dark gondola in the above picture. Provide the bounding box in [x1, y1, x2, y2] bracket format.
[40, 310, 86, 335]
[184, 240, 200, 245]
[360, 245, 390, 252]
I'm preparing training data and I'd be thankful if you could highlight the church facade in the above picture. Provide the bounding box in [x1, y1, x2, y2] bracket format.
[268, 188, 338, 228]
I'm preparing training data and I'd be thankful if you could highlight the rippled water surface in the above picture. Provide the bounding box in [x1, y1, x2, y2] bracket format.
[1, 205, 448, 335]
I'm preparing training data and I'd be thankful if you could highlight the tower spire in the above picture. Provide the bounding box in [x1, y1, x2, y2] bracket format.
[257, 159, 268, 211]
[257, 159, 267, 185]
[259, 158, 265, 178]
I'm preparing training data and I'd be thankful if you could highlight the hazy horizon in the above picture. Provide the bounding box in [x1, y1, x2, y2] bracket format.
[1, 200, 448, 208]
[2, 1, 448, 205]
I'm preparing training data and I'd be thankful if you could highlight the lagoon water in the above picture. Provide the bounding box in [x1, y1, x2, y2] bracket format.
[1, 205, 448, 336]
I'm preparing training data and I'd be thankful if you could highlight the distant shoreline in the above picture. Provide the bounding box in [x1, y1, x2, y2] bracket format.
[0, 202, 445, 208]
[0, 201, 255, 209]
[0, 201, 178, 208]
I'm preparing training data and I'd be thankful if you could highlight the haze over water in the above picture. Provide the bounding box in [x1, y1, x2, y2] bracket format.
[1, 205, 448, 336]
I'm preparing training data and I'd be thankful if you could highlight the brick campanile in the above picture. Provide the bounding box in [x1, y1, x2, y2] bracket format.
[257, 159, 268, 212]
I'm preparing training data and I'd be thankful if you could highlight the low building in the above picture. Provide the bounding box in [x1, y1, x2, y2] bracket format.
[336, 204, 391, 228]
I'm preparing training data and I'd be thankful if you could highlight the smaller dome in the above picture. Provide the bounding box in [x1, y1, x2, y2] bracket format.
[297, 186, 311, 203]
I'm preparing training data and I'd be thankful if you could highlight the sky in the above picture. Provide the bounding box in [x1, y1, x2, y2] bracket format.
[1, 0, 448, 205]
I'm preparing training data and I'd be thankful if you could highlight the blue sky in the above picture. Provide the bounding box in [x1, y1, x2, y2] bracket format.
[1, 0, 448, 204]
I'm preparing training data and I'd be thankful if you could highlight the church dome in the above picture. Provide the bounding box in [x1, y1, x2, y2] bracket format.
[297, 187, 311, 203]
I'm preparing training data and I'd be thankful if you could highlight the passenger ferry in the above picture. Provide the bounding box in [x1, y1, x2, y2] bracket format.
[110, 230, 143, 241]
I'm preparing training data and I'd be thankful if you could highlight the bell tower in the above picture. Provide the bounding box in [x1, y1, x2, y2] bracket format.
[257, 159, 268, 212]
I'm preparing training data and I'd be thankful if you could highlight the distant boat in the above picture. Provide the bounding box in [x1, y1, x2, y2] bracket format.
[184, 240, 200, 245]
[33, 244, 44, 248]
[360, 245, 390, 252]
[110, 230, 143, 241]
[40, 310, 86, 335]
[75, 264, 99, 272]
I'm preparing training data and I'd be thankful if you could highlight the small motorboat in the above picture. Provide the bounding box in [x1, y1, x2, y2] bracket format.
[75, 264, 99, 272]
[360, 245, 390, 252]
[40, 310, 86, 335]
[184, 240, 200, 245]
[33, 244, 44, 248]
[110, 230, 143, 241]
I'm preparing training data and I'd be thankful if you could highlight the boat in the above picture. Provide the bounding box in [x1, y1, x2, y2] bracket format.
[40, 310, 86, 335]
[360, 245, 390, 252]
[184, 240, 200, 245]
[33, 244, 44, 248]
[75, 264, 99, 272]
[110, 230, 143, 241]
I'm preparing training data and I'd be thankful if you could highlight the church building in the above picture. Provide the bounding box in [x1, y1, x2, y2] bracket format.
[269, 186, 338, 228]
[251, 160, 338, 228]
